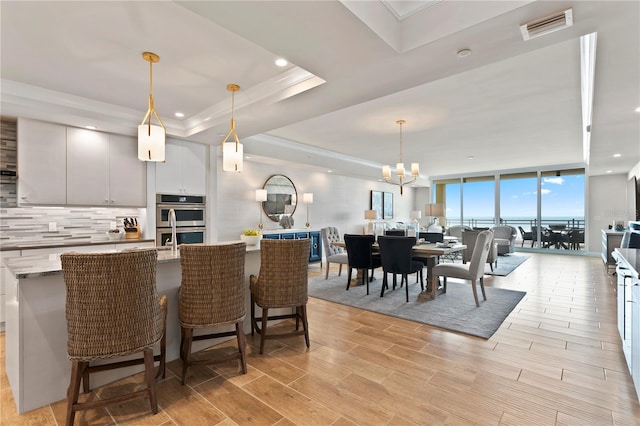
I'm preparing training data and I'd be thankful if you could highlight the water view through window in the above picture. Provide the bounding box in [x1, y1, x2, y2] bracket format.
[435, 169, 585, 249]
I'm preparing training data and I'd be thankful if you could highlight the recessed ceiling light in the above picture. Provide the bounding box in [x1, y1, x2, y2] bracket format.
[84, 125, 97, 130]
[174, 112, 184, 118]
[606, 170, 612, 173]
[275, 58, 288, 67]
[327, 170, 333, 173]
[636, 107, 640, 113]
[613, 153, 621, 157]
[468, 155, 474, 160]
[457, 48, 472, 58]
[244, 155, 251, 159]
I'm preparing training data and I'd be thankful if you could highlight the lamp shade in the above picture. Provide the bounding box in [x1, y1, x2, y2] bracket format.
[137, 124, 165, 162]
[255, 189, 267, 202]
[222, 142, 243, 172]
[303, 193, 314, 204]
[365, 210, 378, 220]
[425, 203, 444, 217]
[410, 210, 422, 220]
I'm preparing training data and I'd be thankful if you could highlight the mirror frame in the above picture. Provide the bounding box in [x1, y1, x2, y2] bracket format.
[261, 174, 298, 222]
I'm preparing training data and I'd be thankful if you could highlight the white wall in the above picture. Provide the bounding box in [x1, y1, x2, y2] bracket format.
[587, 173, 629, 251]
[210, 154, 416, 243]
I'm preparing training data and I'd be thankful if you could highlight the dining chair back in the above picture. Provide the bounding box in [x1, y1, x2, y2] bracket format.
[321, 226, 348, 279]
[61, 249, 167, 426]
[419, 232, 444, 243]
[433, 230, 493, 306]
[462, 229, 497, 271]
[377, 236, 424, 302]
[179, 242, 247, 384]
[385, 229, 406, 236]
[250, 239, 311, 354]
[343, 234, 382, 294]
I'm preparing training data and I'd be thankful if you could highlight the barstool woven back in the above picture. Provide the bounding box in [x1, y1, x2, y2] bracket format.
[63, 249, 163, 360]
[61, 248, 166, 426]
[250, 239, 311, 354]
[178, 242, 248, 384]
[179, 242, 246, 327]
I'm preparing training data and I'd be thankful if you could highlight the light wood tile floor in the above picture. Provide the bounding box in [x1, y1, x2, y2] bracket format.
[1, 253, 639, 425]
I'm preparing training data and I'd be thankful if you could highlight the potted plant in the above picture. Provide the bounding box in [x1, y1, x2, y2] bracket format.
[240, 229, 262, 246]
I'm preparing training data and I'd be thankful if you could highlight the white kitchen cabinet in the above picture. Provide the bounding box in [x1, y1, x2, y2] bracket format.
[17, 118, 67, 205]
[108, 134, 146, 206]
[66, 129, 146, 206]
[632, 285, 640, 399]
[66, 128, 110, 205]
[156, 139, 206, 195]
[0, 250, 21, 327]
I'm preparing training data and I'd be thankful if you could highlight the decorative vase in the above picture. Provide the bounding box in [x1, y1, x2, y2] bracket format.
[240, 234, 262, 246]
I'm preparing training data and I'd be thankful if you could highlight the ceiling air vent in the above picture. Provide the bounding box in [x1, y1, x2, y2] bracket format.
[520, 8, 573, 41]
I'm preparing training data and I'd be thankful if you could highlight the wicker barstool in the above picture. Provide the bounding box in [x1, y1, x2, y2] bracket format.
[250, 239, 310, 354]
[61, 249, 167, 426]
[179, 242, 247, 385]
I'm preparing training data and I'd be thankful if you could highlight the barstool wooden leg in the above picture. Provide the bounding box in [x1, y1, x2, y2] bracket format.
[235, 321, 247, 373]
[143, 348, 158, 414]
[260, 308, 269, 354]
[180, 328, 193, 385]
[65, 360, 85, 426]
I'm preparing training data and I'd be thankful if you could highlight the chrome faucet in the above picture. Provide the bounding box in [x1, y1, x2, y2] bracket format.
[168, 208, 177, 252]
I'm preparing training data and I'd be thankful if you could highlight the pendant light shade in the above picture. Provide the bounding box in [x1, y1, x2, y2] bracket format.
[137, 52, 166, 162]
[221, 84, 243, 172]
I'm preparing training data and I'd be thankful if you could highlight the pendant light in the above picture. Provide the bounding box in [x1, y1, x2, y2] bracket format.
[221, 84, 243, 172]
[137, 52, 166, 162]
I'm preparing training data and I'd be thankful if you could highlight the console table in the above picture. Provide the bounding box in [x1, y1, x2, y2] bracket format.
[261, 229, 321, 263]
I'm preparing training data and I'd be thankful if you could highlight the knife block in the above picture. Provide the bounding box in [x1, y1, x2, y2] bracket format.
[125, 225, 141, 240]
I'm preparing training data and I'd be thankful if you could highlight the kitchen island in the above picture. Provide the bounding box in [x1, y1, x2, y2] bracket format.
[4, 244, 264, 413]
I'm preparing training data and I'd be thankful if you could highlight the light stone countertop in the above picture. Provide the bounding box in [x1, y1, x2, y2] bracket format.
[0, 238, 156, 252]
[4, 241, 261, 279]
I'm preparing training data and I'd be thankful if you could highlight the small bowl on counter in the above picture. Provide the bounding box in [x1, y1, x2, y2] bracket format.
[106, 230, 123, 241]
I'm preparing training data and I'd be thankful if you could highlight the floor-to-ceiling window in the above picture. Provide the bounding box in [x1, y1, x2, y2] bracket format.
[462, 176, 495, 228]
[500, 172, 538, 245]
[434, 168, 586, 250]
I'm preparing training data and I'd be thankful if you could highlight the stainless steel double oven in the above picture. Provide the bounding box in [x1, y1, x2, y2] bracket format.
[155, 194, 206, 246]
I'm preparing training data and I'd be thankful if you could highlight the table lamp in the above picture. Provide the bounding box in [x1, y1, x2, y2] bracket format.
[256, 189, 267, 229]
[303, 193, 313, 227]
[424, 203, 444, 228]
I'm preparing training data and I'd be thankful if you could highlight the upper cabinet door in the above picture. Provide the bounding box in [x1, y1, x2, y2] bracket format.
[66, 128, 110, 205]
[109, 134, 146, 206]
[156, 140, 207, 195]
[17, 118, 67, 205]
[180, 141, 206, 196]
[155, 141, 183, 194]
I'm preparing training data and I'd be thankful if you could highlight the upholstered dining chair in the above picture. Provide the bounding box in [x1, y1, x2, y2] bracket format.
[179, 242, 247, 385]
[321, 226, 349, 280]
[61, 249, 167, 426]
[385, 229, 406, 236]
[343, 234, 382, 295]
[377, 236, 424, 302]
[433, 230, 493, 307]
[462, 229, 497, 272]
[250, 239, 311, 354]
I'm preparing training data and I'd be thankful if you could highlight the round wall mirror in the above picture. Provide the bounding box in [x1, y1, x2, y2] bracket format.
[262, 174, 297, 222]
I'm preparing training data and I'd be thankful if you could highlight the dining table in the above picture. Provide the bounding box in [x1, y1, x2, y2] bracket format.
[331, 240, 466, 301]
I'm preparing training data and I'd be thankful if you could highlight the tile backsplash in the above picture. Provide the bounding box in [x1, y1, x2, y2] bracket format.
[0, 206, 145, 248]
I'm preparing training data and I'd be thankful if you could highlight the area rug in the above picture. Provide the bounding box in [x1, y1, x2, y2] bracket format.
[308, 275, 526, 339]
[485, 253, 530, 276]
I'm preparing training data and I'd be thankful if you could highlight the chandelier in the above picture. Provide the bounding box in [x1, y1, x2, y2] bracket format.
[382, 119, 419, 195]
